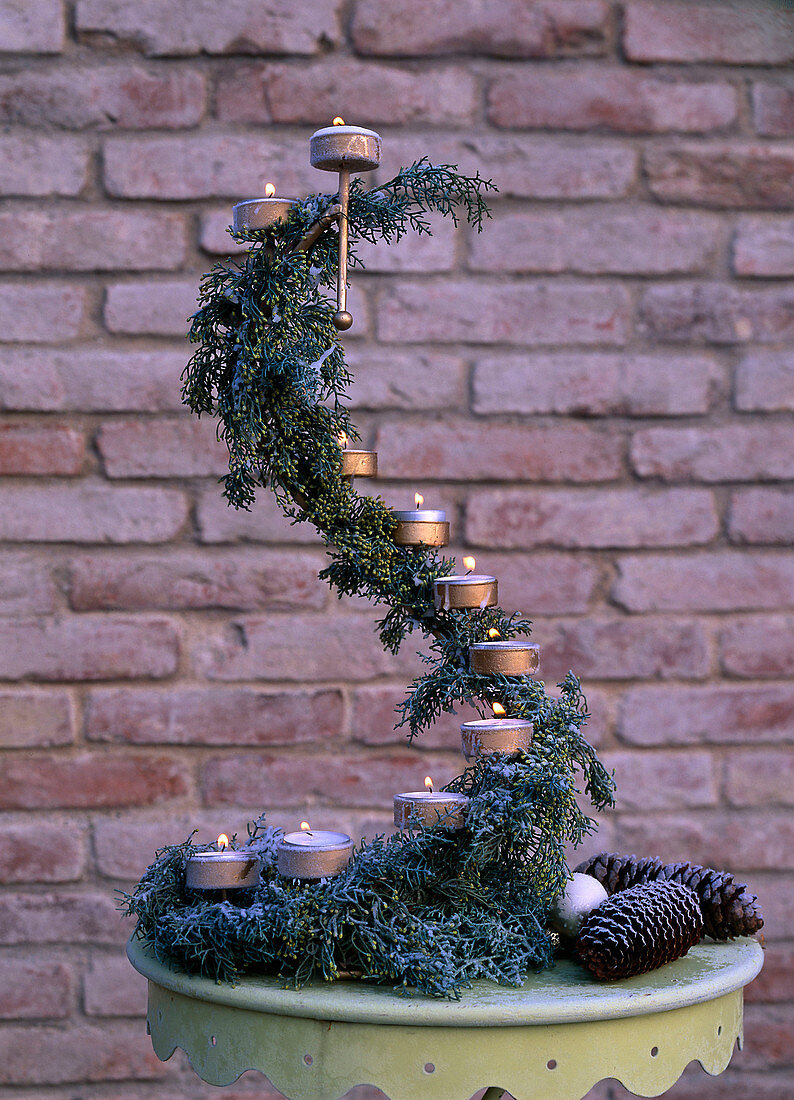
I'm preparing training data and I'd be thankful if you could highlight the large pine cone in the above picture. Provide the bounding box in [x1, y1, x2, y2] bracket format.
[575, 852, 764, 941]
[576, 881, 703, 981]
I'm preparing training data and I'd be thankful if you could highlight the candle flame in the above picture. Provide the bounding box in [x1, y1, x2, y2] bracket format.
[338, 431, 347, 448]
[300, 821, 311, 832]
[488, 628, 501, 639]
[462, 556, 476, 571]
[217, 833, 229, 851]
[332, 117, 345, 126]
[492, 702, 506, 718]
[264, 182, 276, 198]
[424, 776, 433, 793]
[414, 492, 424, 508]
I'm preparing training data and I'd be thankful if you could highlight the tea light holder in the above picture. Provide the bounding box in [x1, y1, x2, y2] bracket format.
[470, 642, 540, 677]
[310, 118, 382, 331]
[393, 508, 449, 548]
[233, 184, 298, 233]
[460, 718, 534, 761]
[434, 574, 497, 612]
[185, 835, 262, 891]
[394, 779, 468, 831]
[276, 826, 354, 881]
[339, 434, 377, 480]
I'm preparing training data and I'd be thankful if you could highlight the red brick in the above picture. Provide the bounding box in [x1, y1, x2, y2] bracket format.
[0, 821, 83, 883]
[632, 424, 794, 482]
[193, 613, 420, 682]
[0, 423, 84, 474]
[353, 684, 444, 748]
[0, 0, 64, 52]
[471, 208, 719, 276]
[0, 958, 72, 1018]
[489, 69, 736, 133]
[0, 134, 88, 196]
[98, 417, 226, 477]
[196, 485, 321, 545]
[749, 873, 794, 940]
[730, 489, 794, 545]
[734, 217, 794, 277]
[0, 282, 88, 342]
[378, 280, 629, 346]
[0, 484, 188, 542]
[0, 555, 61, 615]
[541, 617, 709, 682]
[70, 548, 327, 611]
[86, 686, 343, 745]
[353, 219, 456, 275]
[0, 689, 73, 746]
[0, 1022, 170, 1084]
[0, 752, 188, 810]
[0, 891, 127, 944]
[640, 283, 794, 344]
[0, 345, 187, 412]
[0, 616, 178, 680]
[466, 488, 718, 549]
[725, 749, 794, 808]
[353, 0, 608, 56]
[376, 419, 622, 482]
[344, 349, 466, 411]
[473, 352, 719, 417]
[613, 553, 794, 613]
[616, 811, 794, 872]
[721, 616, 794, 679]
[624, 1, 794, 63]
[740, 1005, 794, 1069]
[202, 750, 459, 808]
[0, 64, 205, 128]
[77, 0, 341, 55]
[93, 814, 200, 879]
[104, 135, 318, 199]
[84, 953, 147, 1016]
[603, 750, 716, 810]
[199, 209, 248, 256]
[645, 144, 794, 209]
[103, 278, 211, 336]
[385, 133, 637, 200]
[746, 944, 794, 1003]
[736, 351, 794, 412]
[476, 551, 598, 615]
[618, 685, 794, 746]
[753, 81, 794, 138]
[0, 210, 186, 271]
[220, 60, 476, 125]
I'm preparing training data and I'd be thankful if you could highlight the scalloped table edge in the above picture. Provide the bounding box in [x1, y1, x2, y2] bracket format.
[129, 936, 764, 1100]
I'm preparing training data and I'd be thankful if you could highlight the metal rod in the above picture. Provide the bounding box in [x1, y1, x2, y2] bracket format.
[292, 204, 342, 254]
[335, 166, 351, 327]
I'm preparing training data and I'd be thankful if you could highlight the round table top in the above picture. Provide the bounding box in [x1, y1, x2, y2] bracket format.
[128, 935, 763, 1029]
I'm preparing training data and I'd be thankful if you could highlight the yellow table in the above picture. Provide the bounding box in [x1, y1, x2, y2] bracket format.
[128, 936, 763, 1100]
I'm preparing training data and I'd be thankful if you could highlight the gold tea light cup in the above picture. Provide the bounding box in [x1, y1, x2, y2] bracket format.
[276, 822, 354, 881]
[393, 493, 449, 548]
[433, 556, 497, 611]
[461, 704, 534, 761]
[470, 632, 540, 676]
[339, 432, 377, 480]
[394, 776, 469, 831]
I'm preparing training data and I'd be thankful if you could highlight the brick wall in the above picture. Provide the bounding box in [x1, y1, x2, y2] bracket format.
[0, 0, 792, 1096]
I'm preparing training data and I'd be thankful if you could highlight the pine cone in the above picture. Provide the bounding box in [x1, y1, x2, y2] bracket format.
[576, 881, 703, 981]
[575, 852, 764, 941]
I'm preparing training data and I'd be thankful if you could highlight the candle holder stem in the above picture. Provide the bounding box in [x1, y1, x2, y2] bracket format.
[334, 167, 352, 330]
[292, 204, 342, 255]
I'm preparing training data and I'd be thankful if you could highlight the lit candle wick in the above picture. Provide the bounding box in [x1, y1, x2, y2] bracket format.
[300, 821, 313, 838]
[424, 776, 434, 794]
[332, 117, 345, 126]
[462, 555, 476, 575]
[339, 431, 347, 448]
[415, 492, 424, 508]
[488, 628, 501, 639]
[492, 702, 506, 718]
[264, 182, 276, 198]
[217, 833, 230, 851]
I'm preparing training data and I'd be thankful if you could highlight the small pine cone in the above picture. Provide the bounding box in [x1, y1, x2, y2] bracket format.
[574, 852, 665, 895]
[576, 881, 703, 981]
[659, 862, 764, 941]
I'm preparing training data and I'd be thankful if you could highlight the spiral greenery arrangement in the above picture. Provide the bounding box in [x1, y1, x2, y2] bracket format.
[123, 157, 615, 998]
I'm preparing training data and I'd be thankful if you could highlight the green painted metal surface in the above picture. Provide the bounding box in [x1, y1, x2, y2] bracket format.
[128, 936, 763, 1099]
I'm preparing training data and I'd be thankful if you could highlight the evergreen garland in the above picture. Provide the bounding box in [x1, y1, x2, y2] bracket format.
[125, 156, 616, 997]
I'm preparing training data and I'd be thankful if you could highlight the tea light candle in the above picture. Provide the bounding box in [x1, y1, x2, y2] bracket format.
[460, 704, 534, 760]
[394, 777, 469, 831]
[470, 629, 540, 676]
[433, 557, 497, 611]
[233, 183, 298, 233]
[393, 493, 449, 548]
[185, 834, 262, 890]
[339, 433, 377, 479]
[276, 822, 354, 881]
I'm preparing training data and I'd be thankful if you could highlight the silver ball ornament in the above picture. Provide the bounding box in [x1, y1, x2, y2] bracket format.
[548, 872, 609, 940]
[333, 310, 353, 331]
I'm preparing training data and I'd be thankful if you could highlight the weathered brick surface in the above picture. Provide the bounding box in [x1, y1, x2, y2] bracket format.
[1, 4, 792, 1092]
